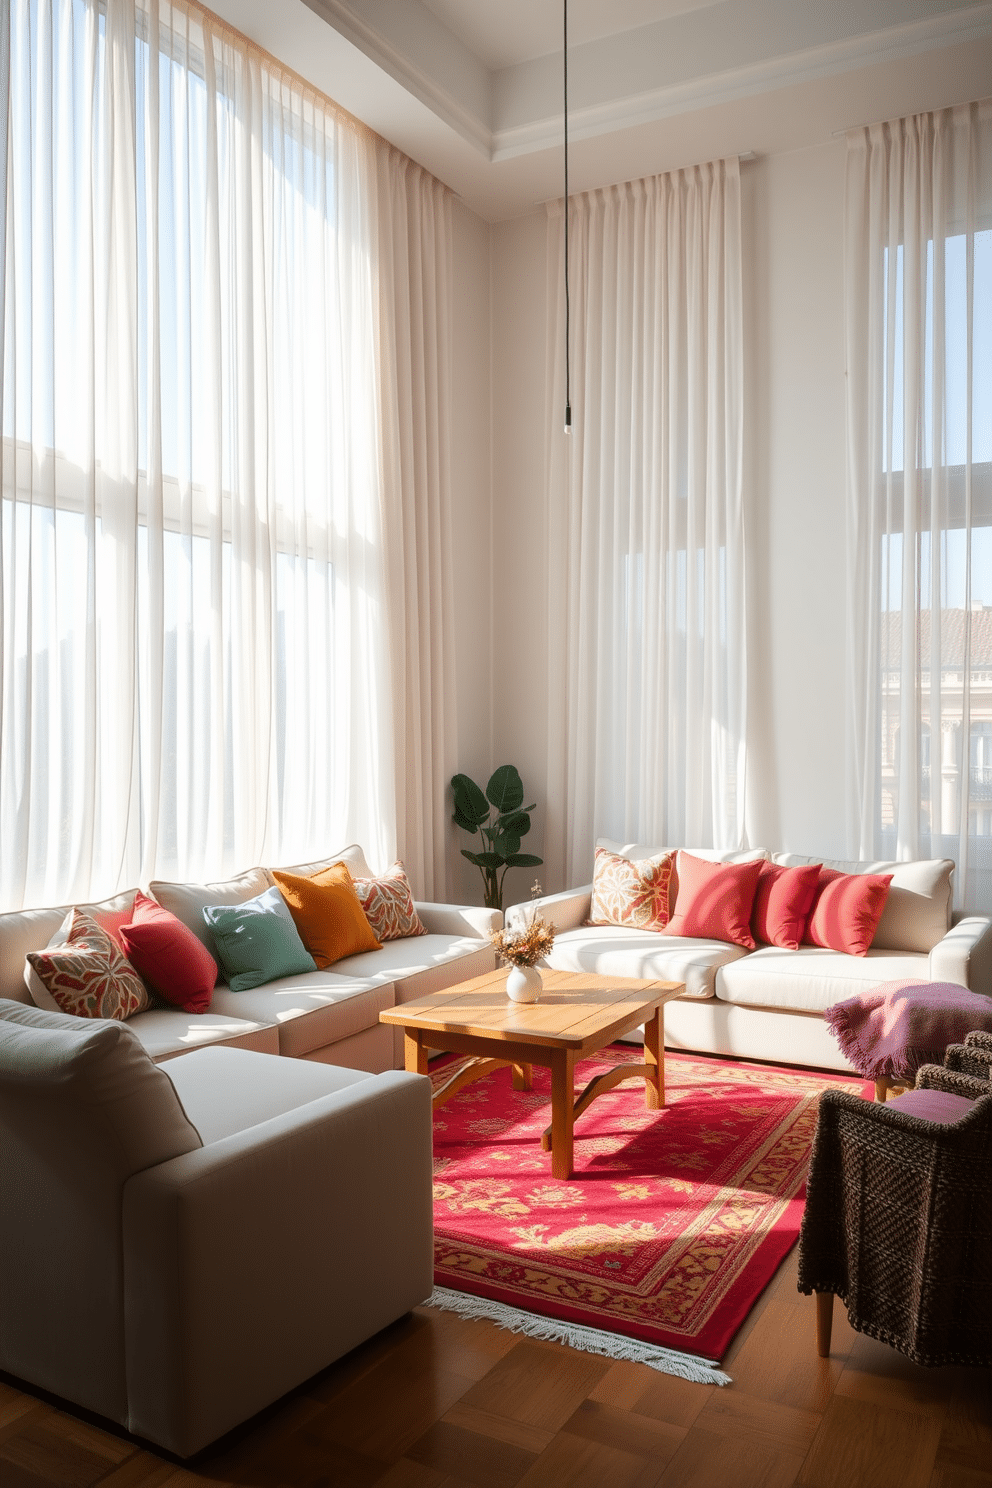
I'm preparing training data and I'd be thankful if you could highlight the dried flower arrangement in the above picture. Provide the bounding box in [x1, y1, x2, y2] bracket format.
[489, 916, 556, 969]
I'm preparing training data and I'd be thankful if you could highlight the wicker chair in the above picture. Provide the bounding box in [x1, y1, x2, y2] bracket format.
[797, 1051, 992, 1367]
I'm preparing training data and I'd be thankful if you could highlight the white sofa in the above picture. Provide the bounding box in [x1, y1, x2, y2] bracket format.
[0, 844, 499, 1072]
[0, 999, 433, 1458]
[505, 842, 992, 1073]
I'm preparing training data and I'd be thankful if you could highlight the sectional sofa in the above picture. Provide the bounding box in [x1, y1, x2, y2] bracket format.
[0, 844, 500, 1071]
[505, 841, 992, 1072]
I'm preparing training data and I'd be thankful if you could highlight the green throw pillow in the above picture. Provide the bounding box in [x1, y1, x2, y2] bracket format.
[202, 886, 317, 991]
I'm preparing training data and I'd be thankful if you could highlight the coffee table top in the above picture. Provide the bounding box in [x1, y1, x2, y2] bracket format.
[379, 967, 685, 1051]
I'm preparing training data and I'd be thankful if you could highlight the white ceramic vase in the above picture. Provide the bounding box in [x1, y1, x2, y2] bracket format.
[505, 963, 542, 1004]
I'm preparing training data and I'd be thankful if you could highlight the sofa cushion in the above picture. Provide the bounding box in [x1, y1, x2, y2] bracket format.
[544, 926, 748, 1000]
[0, 1000, 202, 1170]
[714, 945, 931, 1013]
[805, 869, 893, 956]
[332, 933, 496, 1006]
[772, 855, 954, 954]
[210, 971, 395, 1058]
[148, 867, 272, 964]
[203, 886, 317, 991]
[25, 910, 151, 1021]
[664, 853, 763, 949]
[119, 892, 218, 1014]
[272, 863, 381, 967]
[752, 862, 821, 950]
[273, 844, 373, 880]
[0, 892, 139, 1004]
[882, 1088, 977, 1125]
[126, 1006, 280, 1063]
[589, 846, 674, 931]
[351, 862, 428, 942]
[163, 1044, 375, 1143]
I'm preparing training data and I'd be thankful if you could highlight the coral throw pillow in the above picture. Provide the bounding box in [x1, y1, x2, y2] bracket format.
[120, 891, 218, 1014]
[25, 909, 151, 1021]
[351, 861, 427, 941]
[662, 853, 763, 949]
[271, 862, 382, 968]
[589, 847, 674, 931]
[751, 862, 822, 950]
[805, 868, 893, 956]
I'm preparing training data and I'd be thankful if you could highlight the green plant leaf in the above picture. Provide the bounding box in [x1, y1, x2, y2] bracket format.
[471, 852, 504, 869]
[460, 849, 487, 866]
[485, 764, 524, 814]
[451, 773, 490, 827]
[493, 832, 521, 858]
[497, 810, 531, 837]
[505, 853, 543, 867]
[453, 808, 480, 833]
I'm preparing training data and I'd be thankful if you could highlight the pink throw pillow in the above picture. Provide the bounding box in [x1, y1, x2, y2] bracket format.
[662, 854, 763, 949]
[589, 847, 674, 931]
[120, 891, 218, 1014]
[804, 869, 893, 957]
[752, 862, 822, 950]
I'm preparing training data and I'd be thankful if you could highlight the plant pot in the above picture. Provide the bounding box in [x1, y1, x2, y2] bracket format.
[505, 964, 542, 1004]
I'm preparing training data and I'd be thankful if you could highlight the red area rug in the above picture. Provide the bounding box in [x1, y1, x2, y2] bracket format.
[430, 1047, 868, 1366]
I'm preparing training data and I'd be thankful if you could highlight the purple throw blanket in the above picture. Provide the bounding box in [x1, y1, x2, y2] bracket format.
[825, 979, 992, 1081]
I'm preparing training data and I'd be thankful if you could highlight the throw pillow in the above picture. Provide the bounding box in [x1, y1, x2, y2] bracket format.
[350, 861, 427, 941]
[119, 891, 218, 1014]
[751, 862, 822, 950]
[662, 853, 764, 949]
[271, 862, 382, 968]
[202, 885, 317, 991]
[24, 909, 152, 1020]
[805, 868, 893, 956]
[589, 846, 674, 931]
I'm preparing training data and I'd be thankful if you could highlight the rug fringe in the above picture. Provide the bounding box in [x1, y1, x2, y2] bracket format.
[426, 1286, 732, 1386]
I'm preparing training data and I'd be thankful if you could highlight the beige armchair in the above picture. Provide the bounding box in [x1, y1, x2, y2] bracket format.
[0, 1000, 433, 1457]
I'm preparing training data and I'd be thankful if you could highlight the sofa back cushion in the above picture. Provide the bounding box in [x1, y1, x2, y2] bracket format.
[274, 844, 373, 880]
[148, 867, 272, 971]
[596, 841, 768, 921]
[773, 855, 953, 954]
[0, 890, 139, 1004]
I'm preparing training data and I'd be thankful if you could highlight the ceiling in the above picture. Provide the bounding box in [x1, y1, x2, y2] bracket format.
[210, 0, 992, 219]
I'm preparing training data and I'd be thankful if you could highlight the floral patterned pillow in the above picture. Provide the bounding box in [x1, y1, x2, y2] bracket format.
[350, 861, 427, 941]
[25, 909, 151, 1021]
[589, 847, 674, 931]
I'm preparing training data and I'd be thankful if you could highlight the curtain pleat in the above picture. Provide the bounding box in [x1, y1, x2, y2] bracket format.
[0, 0, 454, 908]
[847, 99, 992, 910]
[545, 161, 746, 888]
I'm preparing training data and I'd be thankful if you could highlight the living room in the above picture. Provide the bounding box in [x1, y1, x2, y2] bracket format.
[1, 0, 991, 1484]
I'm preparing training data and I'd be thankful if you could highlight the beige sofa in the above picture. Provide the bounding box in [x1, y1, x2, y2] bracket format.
[0, 844, 499, 1071]
[505, 842, 992, 1073]
[0, 999, 433, 1458]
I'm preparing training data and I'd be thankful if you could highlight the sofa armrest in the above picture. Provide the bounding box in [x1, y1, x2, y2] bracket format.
[416, 902, 502, 937]
[122, 1071, 432, 1458]
[929, 916, 992, 996]
[504, 886, 593, 936]
[915, 1063, 991, 1100]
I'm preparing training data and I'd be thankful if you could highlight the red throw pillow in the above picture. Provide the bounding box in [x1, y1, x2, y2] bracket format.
[752, 862, 822, 950]
[119, 891, 218, 1013]
[662, 854, 763, 949]
[804, 869, 893, 957]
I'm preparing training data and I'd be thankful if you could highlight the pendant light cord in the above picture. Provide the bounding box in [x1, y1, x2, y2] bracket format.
[563, 0, 571, 432]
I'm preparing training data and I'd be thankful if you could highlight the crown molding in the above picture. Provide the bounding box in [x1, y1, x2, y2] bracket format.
[301, 0, 495, 157]
[490, 3, 992, 160]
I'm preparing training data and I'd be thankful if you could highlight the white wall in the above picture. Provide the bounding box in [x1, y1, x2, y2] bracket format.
[485, 141, 859, 895]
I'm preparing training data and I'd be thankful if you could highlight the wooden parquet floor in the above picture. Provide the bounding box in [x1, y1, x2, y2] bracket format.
[0, 1247, 989, 1488]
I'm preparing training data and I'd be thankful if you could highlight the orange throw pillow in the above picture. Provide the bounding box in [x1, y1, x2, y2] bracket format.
[271, 862, 381, 968]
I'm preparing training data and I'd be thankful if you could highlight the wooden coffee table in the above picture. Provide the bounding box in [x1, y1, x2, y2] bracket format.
[380, 967, 685, 1178]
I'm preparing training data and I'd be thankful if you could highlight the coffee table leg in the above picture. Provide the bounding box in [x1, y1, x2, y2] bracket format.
[404, 1030, 429, 1076]
[550, 1048, 575, 1179]
[644, 1007, 664, 1109]
[512, 1062, 533, 1090]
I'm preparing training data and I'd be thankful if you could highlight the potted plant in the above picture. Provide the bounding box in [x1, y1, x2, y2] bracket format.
[451, 764, 542, 911]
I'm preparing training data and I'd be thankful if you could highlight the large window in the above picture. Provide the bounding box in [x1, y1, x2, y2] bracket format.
[0, 0, 394, 908]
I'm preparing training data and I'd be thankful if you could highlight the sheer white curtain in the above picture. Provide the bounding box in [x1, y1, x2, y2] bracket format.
[846, 99, 992, 910]
[545, 162, 746, 888]
[0, 0, 454, 908]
